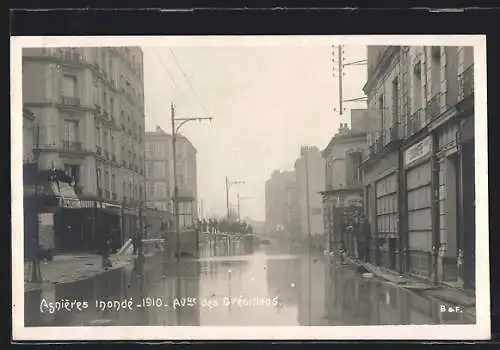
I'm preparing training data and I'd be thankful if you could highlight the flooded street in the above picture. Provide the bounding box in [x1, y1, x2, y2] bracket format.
[25, 239, 474, 327]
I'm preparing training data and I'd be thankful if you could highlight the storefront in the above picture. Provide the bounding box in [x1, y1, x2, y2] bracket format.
[374, 172, 399, 270]
[403, 135, 434, 281]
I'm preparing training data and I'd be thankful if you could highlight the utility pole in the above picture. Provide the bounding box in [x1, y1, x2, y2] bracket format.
[237, 193, 241, 222]
[225, 177, 244, 221]
[338, 45, 343, 116]
[332, 45, 368, 117]
[170, 102, 212, 261]
[304, 148, 312, 327]
[171, 103, 180, 262]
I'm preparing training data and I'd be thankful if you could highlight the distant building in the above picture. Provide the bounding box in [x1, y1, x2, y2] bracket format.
[145, 125, 198, 229]
[321, 111, 367, 255]
[264, 170, 296, 236]
[294, 146, 325, 242]
[361, 45, 475, 289]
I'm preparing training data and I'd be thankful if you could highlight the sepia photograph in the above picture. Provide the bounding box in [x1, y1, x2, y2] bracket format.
[11, 35, 489, 340]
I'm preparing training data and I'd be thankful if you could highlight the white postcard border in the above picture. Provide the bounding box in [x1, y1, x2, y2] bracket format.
[11, 35, 490, 340]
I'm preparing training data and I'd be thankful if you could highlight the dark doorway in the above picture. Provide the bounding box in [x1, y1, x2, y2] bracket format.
[388, 238, 397, 270]
[461, 140, 475, 290]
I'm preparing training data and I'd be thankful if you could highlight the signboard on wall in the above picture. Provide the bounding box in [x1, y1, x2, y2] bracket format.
[404, 136, 432, 168]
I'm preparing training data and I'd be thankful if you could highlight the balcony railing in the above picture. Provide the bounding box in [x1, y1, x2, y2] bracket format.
[458, 64, 474, 100]
[60, 96, 81, 106]
[426, 93, 442, 121]
[62, 140, 82, 152]
[96, 146, 102, 155]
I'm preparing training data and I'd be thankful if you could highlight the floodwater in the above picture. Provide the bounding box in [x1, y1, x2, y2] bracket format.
[24, 238, 475, 327]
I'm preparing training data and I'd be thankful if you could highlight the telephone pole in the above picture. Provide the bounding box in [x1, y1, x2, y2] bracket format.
[332, 45, 367, 117]
[170, 103, 212, 261]
[225, 177, 244, 221]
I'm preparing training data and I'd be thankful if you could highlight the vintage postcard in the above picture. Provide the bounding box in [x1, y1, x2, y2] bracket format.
[11, 35, 489, 340]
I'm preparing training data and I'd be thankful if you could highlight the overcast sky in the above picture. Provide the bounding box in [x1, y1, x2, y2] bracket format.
[142, 44, 367, 221]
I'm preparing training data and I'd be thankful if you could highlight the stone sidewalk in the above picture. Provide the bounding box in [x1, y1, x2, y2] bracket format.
[343, 256, 475, 309]
[24, 254, 136, 293]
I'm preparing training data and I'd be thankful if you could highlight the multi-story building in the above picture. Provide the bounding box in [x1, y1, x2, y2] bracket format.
[22, 46, 146, 251]
[264, 170, 296, 237]
[145, 125, 198, 230]
[361, 45, 475, 290]
[294, 146, 325, 246]
[321, 110, 367, 256]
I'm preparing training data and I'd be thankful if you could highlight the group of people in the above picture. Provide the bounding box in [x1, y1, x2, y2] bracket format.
[196, 218, 253, 235]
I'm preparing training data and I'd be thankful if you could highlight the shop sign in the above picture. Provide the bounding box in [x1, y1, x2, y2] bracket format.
[58, 196, 81, 208]
[404, 136, 432, 168]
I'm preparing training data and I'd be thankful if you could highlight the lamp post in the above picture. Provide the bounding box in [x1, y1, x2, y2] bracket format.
[170, 103, 212, 262]
[225, 177, 244, 221]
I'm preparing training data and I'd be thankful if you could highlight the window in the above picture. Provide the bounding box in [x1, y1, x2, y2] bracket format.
[62, 75, 77, 97]
[154, 182, 167, 198]
[375, 174, 398, 235]
[103, 91, 107, 110]
[431, 46, 441, 97]
[378, 95, 385, 131]
[63, 164, 80, 184]
[413, 62, 422, 110]
[110, 97, 114, 115]
[103, 171, 109, 191]
[63, 120, 78, 142]
[95, 126, 101, 146]
[146, 182, 155, 200]
[350, 152, 362, 182]
[97, 168, 103, 190]
[392, 77, 399, 123]
[153, 161, 166, 178]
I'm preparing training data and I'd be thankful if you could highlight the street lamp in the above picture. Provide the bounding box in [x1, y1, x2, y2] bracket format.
[225, 177, 244, 221]
[170, 102, 212, 262]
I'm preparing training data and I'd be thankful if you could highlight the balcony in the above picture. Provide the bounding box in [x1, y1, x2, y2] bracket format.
[96, 146, 102, 155]
[60, 96, 81, 107]
[458, 65, 474, 100]
[426, 93, 442, 121]
[62, 140, 82, 152]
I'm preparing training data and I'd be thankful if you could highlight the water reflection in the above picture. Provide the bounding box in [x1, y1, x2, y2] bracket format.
[25, 240, 474, 327]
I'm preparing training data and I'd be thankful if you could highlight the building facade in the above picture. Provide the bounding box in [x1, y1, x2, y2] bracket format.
[264, 170, 296, 237]
[321, 110, 367, 256]
[361, 45, 475, 290]
[145, 125, 198, 230]
[22, 46, 146, 251]
[294, 146, 325, 243]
